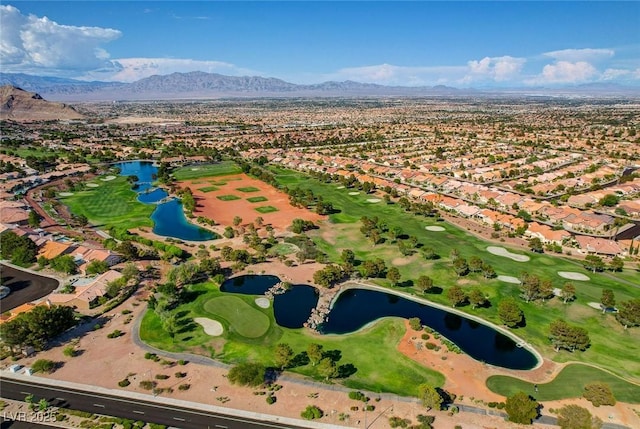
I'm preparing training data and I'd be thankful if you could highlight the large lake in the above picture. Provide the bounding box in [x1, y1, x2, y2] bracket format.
[113, 161, 214, 241]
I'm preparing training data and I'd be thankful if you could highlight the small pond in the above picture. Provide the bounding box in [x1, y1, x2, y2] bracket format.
[220, 275, 319, 329]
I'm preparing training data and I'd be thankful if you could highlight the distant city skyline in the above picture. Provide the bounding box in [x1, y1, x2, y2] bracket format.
[1, 1, 639, 87]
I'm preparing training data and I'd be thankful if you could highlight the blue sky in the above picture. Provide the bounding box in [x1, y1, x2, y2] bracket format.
[1, 1, 639, 87]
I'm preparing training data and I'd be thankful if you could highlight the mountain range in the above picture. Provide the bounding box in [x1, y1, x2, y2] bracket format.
[0, 71, 638, 102]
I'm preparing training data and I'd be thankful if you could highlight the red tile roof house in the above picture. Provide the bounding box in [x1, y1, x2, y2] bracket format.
[525, 222, 571, 244]
[574, 235, 624, 257]
[47, 270, 123, 311]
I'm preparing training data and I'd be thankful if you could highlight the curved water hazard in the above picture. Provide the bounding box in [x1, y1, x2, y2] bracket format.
[220, 275, 540, 370]
[321, 287, 539, 370]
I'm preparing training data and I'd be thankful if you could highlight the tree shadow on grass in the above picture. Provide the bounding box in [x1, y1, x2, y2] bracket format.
[337, 363, 357, 378]
[290, 351, 310, 368]
[323, 349, 342, 363]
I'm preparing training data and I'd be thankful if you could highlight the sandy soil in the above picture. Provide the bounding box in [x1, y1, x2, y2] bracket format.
[179, 174, 324, 232]
[194, 317, 224, 336]
[558, 271, 591, 281]
[425, 226, 446, 231]
[255, 297, 270, 308]
[497, 275, 521, 284]
[487, 246, 531, 262]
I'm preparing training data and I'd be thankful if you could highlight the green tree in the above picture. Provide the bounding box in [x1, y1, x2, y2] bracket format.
[561, 282, 576, 304]
[227, 362, 265, 387]
[307, 343, 324, 366]
[0, 231, 37, 265]
[583, 255, 604, 273]
[557, 404, 602, 429]
[468, 256, 483, 272]
[583, 383, 616, 407]
[32, 359, 56, 373]
[417, 384, 443, 411]
[468, 288, 487, 309]
[408, 317, 422, 331]
[549, 319, 590, 352]
[301, 405, 323, 420]
[85, 260, 109, 275]
[528, 237, 544, 253]
[340, 249, 355, 265]
[317, 357, 337, 380]
[616, 299, 640, 329]
[598, 194, 619, 207]
[50, 255, 77, 274]
[452, 258, 469, 276]
[386, 267, 401, 285]
[505, 392, 539, 424]
[28, 210, 41, 227]
[498, 297, 524, 328]
[600, 289, 615, 312]
[446, 285, 466, 307]
[274, 343, 295, 370]
[121, 262, 140, 281]
[608, 256, 623, 272]
[416, 275, 434, 293]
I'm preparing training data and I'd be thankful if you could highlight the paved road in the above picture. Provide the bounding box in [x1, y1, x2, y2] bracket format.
[0, 263, 60, 311]
[0, 377, 315, 429]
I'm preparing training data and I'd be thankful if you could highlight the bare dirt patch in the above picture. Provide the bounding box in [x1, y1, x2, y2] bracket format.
[179, 174, 324, 232]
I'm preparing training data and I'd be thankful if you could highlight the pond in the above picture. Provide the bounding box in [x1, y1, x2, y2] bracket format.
[322, 288, 539, 370]
[220, 275, 539, 370]
[220, 275, 319, 329]
[113, 161, 214, 241]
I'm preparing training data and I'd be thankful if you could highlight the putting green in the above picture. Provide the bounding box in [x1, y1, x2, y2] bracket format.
[203, 296, 270, 338]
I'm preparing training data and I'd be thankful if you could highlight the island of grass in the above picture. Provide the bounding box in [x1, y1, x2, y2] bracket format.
[246, 196, 268, 203]
[216, 194, 241, 201]
[139, 281, 444, 397]
[59, 176, 154, 232]
[172, 161, 242, 180]
[198, 186, 219, 193]
[268, 166, 640, 382]
[486, 364, 640, 403]
[255, 205, 279, 214]
[236, 186, 260, 193]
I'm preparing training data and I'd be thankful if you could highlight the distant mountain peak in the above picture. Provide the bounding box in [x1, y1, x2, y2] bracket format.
[0, 84, 84, 121]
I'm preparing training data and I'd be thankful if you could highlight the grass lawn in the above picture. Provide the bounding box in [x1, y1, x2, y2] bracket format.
[270, 167, 640, 381]
[486, 364, 640, 403]
[140, 282, 444, 396]
[236, 186, 260, 193]
[270, 242, 298, 256]
[255, 205, 279, 214]
[203, 296, 270, 338]
[246, 196, 268, 203]
[198, 186, 219, 193]
[172, 161, 242, 180]
[59, 176, 154, 232]
[216, 194, 241, 201]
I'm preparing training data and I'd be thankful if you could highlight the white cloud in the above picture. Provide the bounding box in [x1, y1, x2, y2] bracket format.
[543, 48, 614, 63]
[80, 58, 257, 82]
[527, 61, 598, 85]
[464, 56, 525, 83]
[324, 63, 467, 86]
[0, 5, 121, 75]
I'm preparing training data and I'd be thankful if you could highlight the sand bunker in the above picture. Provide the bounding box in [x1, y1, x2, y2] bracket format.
[348, 191, 360, 195]
[58, 192, 74, 197]
[255, 297, 270, 308]
[558, 271, 590, 281]
[587, 302, 603, 310]
[191, 168, 200, 171]
[101, 175, 117, 181]
[194, 317, 223, 336]
[367, 198, 381, 203]
[336, 186, 345, 189]
[86, 183, 99, 188]
[425, 226, 445, 232]
[486, 246, 530, 262]
[497, 275, 521, 284]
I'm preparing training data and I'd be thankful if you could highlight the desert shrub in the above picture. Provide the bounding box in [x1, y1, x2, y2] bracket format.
[425, 342, 438, 350]
[266, 395, 276, 405]
[32, 359, 55, 373]
[175, 372, 187, 378]
[178, 384, 190, 391]
[118, 379, 131, 387]
[107, 330, 123, 338]
[301, 405, 323, 420]
[155, 374, 169, 380]
[139, 380, 157, 390]
[583, 383, 616, 407]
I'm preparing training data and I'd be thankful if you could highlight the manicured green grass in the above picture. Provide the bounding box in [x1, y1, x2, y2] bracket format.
[255, 205, 279, 214]
[270, 242, 298, 256]
[270, 167, 640, 381]
[246, 196, 268, 203]
[216, 194, 241, 201]
[139, 282, 444, 396]
[486, 364, 640, 403]
[172, 161, 242, 180]
[60, 176, 154, 232]
[203, 296, 270, 338]
[198, 186, 219, 193]
[236, 186, 260, 193]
